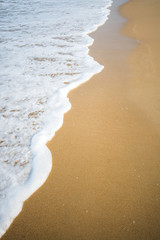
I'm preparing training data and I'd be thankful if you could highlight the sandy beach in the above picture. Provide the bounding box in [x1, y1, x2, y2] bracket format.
[2, 0, 160, 239]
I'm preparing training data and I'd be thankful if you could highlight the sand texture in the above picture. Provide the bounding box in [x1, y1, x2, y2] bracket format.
[2, 0, 160, 239]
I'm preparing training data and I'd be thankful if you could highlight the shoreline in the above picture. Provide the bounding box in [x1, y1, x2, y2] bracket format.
[2, 0, 160, 239]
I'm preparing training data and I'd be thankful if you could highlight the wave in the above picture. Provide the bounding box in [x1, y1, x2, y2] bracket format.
[0, 0, 113, 237]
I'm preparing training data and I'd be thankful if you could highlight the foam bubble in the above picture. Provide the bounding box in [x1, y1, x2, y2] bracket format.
[0, 0, 113, 237]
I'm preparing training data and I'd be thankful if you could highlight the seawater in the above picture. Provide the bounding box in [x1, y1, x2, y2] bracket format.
[0, 0, 112, 237]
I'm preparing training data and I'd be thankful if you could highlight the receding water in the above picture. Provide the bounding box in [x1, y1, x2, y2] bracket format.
[0, 0, 112, 236]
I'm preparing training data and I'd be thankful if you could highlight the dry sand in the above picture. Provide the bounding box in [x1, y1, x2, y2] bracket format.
[2, 0, 160, 239]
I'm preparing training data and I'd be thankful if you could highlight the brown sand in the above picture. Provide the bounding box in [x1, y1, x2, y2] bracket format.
[2, 0, 160, 239]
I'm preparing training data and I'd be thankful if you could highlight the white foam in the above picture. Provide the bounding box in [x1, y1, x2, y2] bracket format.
[0, 0, 113, 237]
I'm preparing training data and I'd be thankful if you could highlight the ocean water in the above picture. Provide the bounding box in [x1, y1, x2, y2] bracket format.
[0, 0, 112, 237]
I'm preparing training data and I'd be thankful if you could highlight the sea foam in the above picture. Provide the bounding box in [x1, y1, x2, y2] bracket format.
[0, 0, 112, 237]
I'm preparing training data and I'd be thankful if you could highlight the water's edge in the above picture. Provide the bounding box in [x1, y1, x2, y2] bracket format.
[0, 1, 114, 238]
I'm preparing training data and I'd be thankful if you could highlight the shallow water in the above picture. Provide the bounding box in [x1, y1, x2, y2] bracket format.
[0, 0, 112, 236]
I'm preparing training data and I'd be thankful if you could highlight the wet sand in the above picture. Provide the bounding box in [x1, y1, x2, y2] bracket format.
[2, 0, 160, 239]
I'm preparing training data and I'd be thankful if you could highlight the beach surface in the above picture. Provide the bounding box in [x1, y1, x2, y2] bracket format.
[2, 0, 160, 239]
